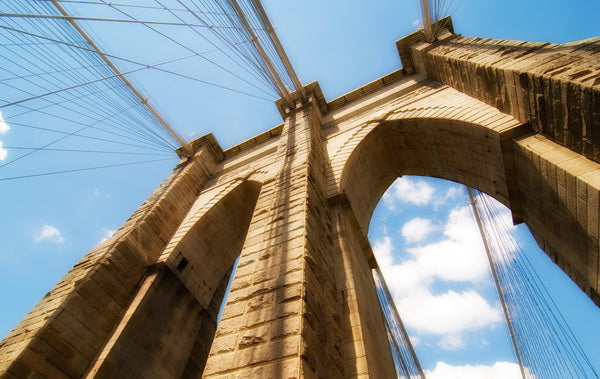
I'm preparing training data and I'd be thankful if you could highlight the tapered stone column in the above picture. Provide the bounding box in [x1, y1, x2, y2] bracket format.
[202, 92, 345, 378]
[0, 137, 222, 378]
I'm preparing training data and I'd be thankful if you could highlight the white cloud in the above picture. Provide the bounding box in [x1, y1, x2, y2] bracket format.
[0, 111, 9, 135]
[378, 258, 424, 297]
[34, 224, 65, 244]
[372, 205, 501, 340]
[409, 335, 421, 347]
[373, 236, 394, 268]
[406, 206, 489, 283]
[434, 185, 463, 208]
[426, 361, 522, 379]
[92, 188, 111, 198]
[0, 140, 7, 161]
[445, 186, 461, 199]
[374, 209, 490, 287]
[383, 177, 435, 209]
[0, 111, 8, 161]
[372, 181, 522, 353]
[99, 229, 116, 243]
[401, 217, 437, 243]
[396, 289, 501, 335]
[437, 334, 465, 350]
[412, 19, 423, 29]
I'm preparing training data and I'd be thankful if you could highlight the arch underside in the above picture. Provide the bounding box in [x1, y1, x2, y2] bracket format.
[86, 179, 263, 377]
[339, 117, 514, 232]
[331, 96, 600, 306]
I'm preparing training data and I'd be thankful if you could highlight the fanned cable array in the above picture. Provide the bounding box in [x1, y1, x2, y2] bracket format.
[468, 187, 599, 379]
[0, 0, 302, 181]
[373, 266, 425, 379]
[0, 0, 183, 180]
[180, 0, 304, 102]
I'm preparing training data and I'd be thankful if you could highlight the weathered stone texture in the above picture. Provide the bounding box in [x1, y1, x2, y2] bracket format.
[1, 24, 598, 378]
[0, 139, 221, 378]
[412, 32, 600, 162]
[512, 133, 600, 303]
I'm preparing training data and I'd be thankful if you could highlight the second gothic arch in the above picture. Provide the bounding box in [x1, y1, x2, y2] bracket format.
[332, 112, 600, 305]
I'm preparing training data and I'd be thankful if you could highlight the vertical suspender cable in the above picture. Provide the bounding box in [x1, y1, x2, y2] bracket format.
[467, 187, 526, 379]
[374, 266, 425, 378]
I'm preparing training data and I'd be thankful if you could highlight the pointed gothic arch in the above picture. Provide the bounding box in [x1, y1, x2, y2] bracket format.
[337, 116, 600, 305]
[84, 179, 263, 378]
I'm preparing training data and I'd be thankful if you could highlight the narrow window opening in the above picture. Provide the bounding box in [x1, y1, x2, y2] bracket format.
[176, 257, 188, 272]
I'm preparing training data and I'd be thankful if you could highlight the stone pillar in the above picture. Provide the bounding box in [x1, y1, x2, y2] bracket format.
[0, 137, 222, 378]
[82, 174, 263, 376]
[512, 133, 600, 305]
[398, 24, 600, 306]
[400, 26, 600, 163]
[83, 263, 226, 378]
[330, 197, 398, 378]
[202, 94, 344, 378]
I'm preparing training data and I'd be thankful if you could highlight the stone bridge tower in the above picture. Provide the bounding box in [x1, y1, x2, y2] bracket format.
[1, 22, 599, 378]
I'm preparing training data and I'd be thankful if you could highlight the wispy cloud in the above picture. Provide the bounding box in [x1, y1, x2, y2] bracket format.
[437, 334, 465, 350]
[383, 177, 435, 209]
[434, 185, 462, 208]
[92, 188, 111, 199]
[99, 229, 116, 243]
[412, 19, 423, 30]
[410, 335, 421, 347]
[34, 224, 65, 244]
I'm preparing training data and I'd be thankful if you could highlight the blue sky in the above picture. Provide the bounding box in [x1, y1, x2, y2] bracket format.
[370, 176, 600, 377]
[0, 0, 599, 376]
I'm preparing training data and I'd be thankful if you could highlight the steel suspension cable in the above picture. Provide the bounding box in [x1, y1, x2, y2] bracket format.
[2, 2, 180, 150]
[34, 0, 233, 16]
[0, 35, 187, 149]
[467, 187, 526, 378]
[48, 0, 191, 152]
[105, 0, 274, 97]
[0, 23, 273, 102]
[373, 266, 425, 379]
[0, 12, 253, 29]
[467, 187, 599, 379]
[4, 146, 173, 156]
[0, 157, 175, 182]
[0, 101, 156, 168]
